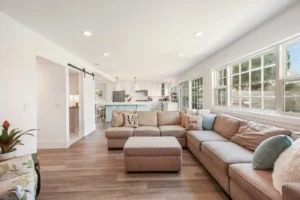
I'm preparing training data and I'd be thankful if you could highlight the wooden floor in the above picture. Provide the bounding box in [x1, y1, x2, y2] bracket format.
[37, 123, 228, 200]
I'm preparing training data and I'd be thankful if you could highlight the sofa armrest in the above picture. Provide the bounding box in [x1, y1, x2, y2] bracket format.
[0, 186, 25, 200]
[282, 183, 300, 200]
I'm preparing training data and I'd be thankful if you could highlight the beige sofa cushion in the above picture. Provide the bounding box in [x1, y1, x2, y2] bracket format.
[229, 163, 281, 200]
[157, 111, 181, 126]
[213, 114, 241, 139]
[124, 137, 182, 156]
[133, 126, 160, 136]
[111, 112, 124, 127]
[136, 111, 157, 126]
[186, 130, 229, 150]
[202, 142, 253, 177]
[231, 120, 291, 151]
[105, 127, 134, 139]
[159, 125, 186, 138]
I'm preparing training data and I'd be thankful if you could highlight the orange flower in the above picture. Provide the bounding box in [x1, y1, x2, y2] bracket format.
[2, 120, 10, 131]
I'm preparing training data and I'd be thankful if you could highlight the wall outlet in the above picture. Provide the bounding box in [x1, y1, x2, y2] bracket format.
[56, 103, 61, 109]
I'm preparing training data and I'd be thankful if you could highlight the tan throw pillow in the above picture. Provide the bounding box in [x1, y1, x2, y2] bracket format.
[123, 113, 138, 127]
[180, 112, 188, 128]
[231, 120, 291, 151]
[186, 115, 203, 130]
[111, 112, 124, 127]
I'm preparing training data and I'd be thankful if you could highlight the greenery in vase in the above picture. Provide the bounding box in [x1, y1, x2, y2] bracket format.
[95, 89, 102, 97]
[125, 94, 130, 98]
[0, 121, 36, 154]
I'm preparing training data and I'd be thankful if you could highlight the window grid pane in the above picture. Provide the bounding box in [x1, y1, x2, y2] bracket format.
[230, 51, 276, 110]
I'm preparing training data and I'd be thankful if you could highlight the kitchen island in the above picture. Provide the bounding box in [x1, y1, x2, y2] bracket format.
[105, 102, 150, 122]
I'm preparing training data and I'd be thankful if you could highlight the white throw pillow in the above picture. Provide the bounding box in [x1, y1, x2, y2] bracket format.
[272, 139, 300, 194]
[186, 115, 203, 130]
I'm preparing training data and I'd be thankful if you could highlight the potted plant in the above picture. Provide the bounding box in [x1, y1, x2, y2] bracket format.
[125, 94, 130, 102]
[0, 121, 36, 161]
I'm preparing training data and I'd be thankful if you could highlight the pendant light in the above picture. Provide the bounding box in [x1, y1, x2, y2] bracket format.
[132, 77, 139, 91]
[114, 77, 122, 91]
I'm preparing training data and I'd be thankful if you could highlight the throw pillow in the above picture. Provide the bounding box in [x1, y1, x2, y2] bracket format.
[186, 115, 203, 130]
[253, 135, 293, 170]
[123, 113, 138, 127]
[231, 120, 291, 151]
[202, 114, 217, 130]
[180, 112, 188, 128]
[272, 139, 300, 195]
[111, 112, 124, 127]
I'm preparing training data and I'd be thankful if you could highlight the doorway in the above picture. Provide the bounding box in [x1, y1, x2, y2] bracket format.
[69, 69, 84, 145]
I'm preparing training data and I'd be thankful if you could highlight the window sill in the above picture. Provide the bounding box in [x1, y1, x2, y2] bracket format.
[211, 106, 300, 131]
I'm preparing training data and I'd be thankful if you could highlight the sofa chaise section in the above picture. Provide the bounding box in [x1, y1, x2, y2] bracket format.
[105, 127, 134, 148]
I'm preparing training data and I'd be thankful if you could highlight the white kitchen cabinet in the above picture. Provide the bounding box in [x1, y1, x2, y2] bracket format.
[69, 74, 79, 95]
[149, 101, 162, 111]
[147, 83, 160, 97]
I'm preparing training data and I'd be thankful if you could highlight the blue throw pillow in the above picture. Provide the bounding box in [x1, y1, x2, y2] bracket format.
[202, 114, 217, 130]
[253, 135, 293, 170]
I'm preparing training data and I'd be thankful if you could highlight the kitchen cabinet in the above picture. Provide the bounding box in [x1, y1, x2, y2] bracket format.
[69, 107, 79, 133]
[162, 102, 178, 111]
[69, 74, 79, 95]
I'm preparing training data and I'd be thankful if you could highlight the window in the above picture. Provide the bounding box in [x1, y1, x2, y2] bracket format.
[191, 78, 203, 109]
[215, 68, 227, 106]
[283, 40, 300, 113]
[230, 51, 276, 110]
[213, 36, 300, 115]
[180, 81, 189, 110]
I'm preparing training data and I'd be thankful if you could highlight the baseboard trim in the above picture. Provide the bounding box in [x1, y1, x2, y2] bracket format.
[38, 139, 71, 149]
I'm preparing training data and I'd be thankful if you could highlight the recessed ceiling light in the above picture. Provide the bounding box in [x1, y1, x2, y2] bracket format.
[94, 63, 99, 66]
[179, 53, 184, 56]
[83, 31, 92, 36]
[103, 53, 109, 56]
[123, 72, 127, 74]
[160, 72, 163, 74]
[194, 32, 203, 36]
[157, 77, 160, 79]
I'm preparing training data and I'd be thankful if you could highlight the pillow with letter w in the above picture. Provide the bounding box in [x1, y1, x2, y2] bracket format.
[124, 113, 139, 127]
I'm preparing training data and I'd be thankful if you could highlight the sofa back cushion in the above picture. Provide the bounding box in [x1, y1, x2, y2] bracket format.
[231, 120, 291, 151]
[136, 111, 157, 126]
[111, 112, 124, 127]
[157, 111, 181, 126]
[213, 114, 241, 139]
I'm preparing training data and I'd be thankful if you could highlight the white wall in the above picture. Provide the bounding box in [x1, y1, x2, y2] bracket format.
[95, 82, 106, 101]
[83, 75, 96, 136]
[37, 59, 69, 148]
[0, 12, 98, 155]
[176, 3, 300, 130]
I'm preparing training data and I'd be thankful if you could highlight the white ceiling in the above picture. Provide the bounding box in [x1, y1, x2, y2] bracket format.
[0, 0, 297, 81]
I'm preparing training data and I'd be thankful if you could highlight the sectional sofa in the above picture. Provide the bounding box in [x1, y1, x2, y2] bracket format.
[105, 110, 300, 200]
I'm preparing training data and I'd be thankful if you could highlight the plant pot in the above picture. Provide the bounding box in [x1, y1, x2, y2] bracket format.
[0, 149, 17, 161]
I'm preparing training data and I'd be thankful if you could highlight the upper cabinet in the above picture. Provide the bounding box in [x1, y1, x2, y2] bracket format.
[69, 74, 79, 95]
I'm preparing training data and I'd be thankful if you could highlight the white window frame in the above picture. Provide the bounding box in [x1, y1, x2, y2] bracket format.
[180, 81, 189, 111]
[281, 38, 300, 114]
[229, 49, 276, 111]
[212, 35, 300, 116]
[214, 67, 228, 107]
[191, 77, 203, 109]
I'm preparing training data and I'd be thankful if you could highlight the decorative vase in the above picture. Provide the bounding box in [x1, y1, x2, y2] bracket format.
[0, 149, 17, 161]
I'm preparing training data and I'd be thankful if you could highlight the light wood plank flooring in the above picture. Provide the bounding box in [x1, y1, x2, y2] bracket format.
[37, 123, 228, 200]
